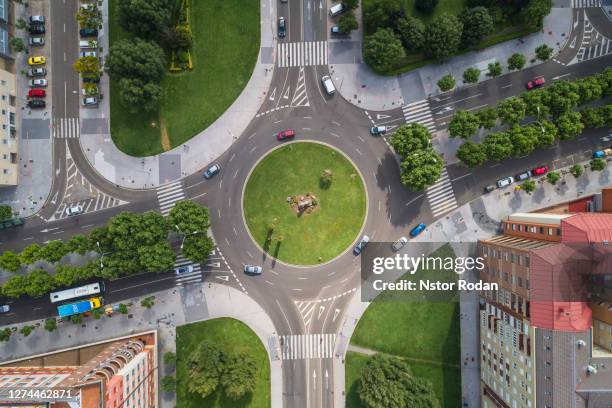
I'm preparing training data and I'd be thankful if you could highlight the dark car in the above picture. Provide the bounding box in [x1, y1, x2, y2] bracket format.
[27, 67, 46, 77]
[27, 99, 46, 109]
[484, 185, 495, 193]
[278, 17, 286, 38]
[203, 163, 220, 179]
[29, 24, 45, 35]
[80, 28, 98, 37]
[353, 235, 370, 255]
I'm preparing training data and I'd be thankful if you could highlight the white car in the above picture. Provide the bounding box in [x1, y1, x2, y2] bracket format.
[28, 79, 47, 87]
[244, 265, 263, 275]
[79, 51, 97, 58]
[496, 176, 515, 188]
[0, 305, 10, 313]
[29, 15, 45, 23]
[175, 265, 194, 275]
[83, 97, 98, 106]
[321, 75, 335, 95]
[65, 205, 83, 216]
[370, 126, 387, 135]
[391, 237, 408, 251]
[29, 37, 44, 46]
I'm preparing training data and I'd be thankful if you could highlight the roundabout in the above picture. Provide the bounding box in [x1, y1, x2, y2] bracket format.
[243, 142, 367, 265]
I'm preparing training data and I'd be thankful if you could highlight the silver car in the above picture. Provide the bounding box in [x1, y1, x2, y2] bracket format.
[29, 37, 45, 46]
[65, 205, 83, 216]
[28, 79, 47, 87]
[0, 305, 10, 313]
[391, 237, 408, 251]
[244, 265, 263, 275]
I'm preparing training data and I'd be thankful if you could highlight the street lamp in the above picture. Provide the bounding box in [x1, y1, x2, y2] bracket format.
[174, 225, 200, 249]
[96, 241, 111, 268]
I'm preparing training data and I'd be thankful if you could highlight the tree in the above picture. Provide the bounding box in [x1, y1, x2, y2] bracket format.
[362, 0, 402, 33]
[20, 325, 35, 337]
[221, 352, 258, 400]
[338, 12, 359, 33]
[508, 126, 537, 158]
[363, 28, 405, 73]
[187, 341, 225, 398]
[424, 14, 463, 60]
[164, 351, 177, 366]
[543, 80, 580, 117]
[459, 7, 493, 47]
[497, 97, 527, 125]
[0, 328, 12, 342]
[1, 275, 28, 298]
[546, 171, 560, 185]
[556, 111, 583, 140]
[53, 265, 84, 288]
[456, 142, 487, 168]
[38, 240, 69, 263]
[484, 132, 513, 161]
[118, 77, 163, 112]
[533, 120, 557, 148]
[399, 148, 444, 191]
[343, 0, 359, 9]
[0, 204, 12, 220]
[67, 235, 92, 255]
[487, 61, 502, 77]
[580, 107, 605, 128]
[590, 158, 607, 171]
[20, 243, 42, 265]
[76, 4, 102, 29]
[521, 0, 553, 29]
[161, 375, 176, 393]
[437, 74, 455, 92]
[396, 17, 425, 52]
[389, 124, 431, 158]
[73, 56, 100, 74]
[521, 88, 549, 118]
[15, 18, 27, 30]
[476, 108, 497, 129]
[182, 236, 215, 264]
[116, 0, 172, 40]
[106, 38, 166, 83]
[320, 169, 333, 188]
[358, 354, 440, 408]
[448, 111, 479, 139]
[570, 164, 583, 178]
[92, 308, 104, 319]
[140, 296, 155, 309]
[71, 314, 83, 324]
[10, 37, 26, 53]
[0, 251, 21, 273]
[522, 180, 536, 193]
[24, 269, 56, 298]
[535, 44, 553, 61]
[600, 105, 612, 127]
[463, 67, 480, 84]
[118, 303, 129, 314]
[507, 53, 526, 70]
[169, 200, 211, 235]
[415, 0, 439, 13]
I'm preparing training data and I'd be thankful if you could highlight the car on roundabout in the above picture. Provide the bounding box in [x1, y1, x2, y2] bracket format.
[391, 237, 408, 251]
[353, 235, 370, 255]
[65, 205, 83, 216]
[409, 223, 426, 238]
[278, 129, 295, 141]
[203, 163, 220, 179]
[370, 126, 387, 135]
[244, 265, 263, 275]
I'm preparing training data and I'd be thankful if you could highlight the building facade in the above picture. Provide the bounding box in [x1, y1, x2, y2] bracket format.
[0, 67, 16, 186]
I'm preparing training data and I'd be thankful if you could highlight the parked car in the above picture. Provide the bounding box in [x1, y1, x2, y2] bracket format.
[278, 17, 286, 38]
[28, 67, 46, 77]
[79, 50, 97, 58]
[29, 37, 44, 46]
[484, 185, 495, 193]
[27, 89, 46, 98]
[330, 26, 344, 34]
[203, 163, 220, 179]
[353, 235, 370, 255]
[29, 24, 45, 35]
[496, 176, 515, 188]
[604, 148, 612, 156]
[329, 2, 345, 16]
[29, 15, 45, 23]
[82, 75, 100, 83]
[409, 223, 426, 237]
[27, 99, 46, 109]
[65, 205, 83, 216]
[27, 56, 46, 65]
[175, 265, 194, 275]
[244, 265, 263, 275]
[370, 126, 387, 135]
[594, 150, 605, 158]
[79, 28, 98, 37]
[277, 129, 295, 140]
[515, 170, 531, 181]
[391, 237, 408, 251]
[28, 79, 47, 87]
[82, 97, 98, 106]
[532, 165, 549, 176]
[0, 305, 9, 313]
[526, 76, 545, 90]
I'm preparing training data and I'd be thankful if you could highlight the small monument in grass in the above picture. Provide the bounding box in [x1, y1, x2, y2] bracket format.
[287, 193, 319, 215]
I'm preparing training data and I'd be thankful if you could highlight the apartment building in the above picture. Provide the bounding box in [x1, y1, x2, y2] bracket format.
[0, 332, 158, 408]
[0, 67, 16, 186]
[478, 189, 612, 408]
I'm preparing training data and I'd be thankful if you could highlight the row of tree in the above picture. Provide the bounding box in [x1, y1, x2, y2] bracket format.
[0, 200, 214, 299]
[389, 124, 445, 191]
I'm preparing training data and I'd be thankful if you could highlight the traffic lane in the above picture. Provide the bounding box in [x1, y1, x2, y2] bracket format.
[586, 7, 612, 39]
[51, 0, 80, 118]
[286, 0, 302, 42]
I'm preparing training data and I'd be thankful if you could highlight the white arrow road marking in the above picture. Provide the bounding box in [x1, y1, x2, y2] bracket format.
[215, 275, 229, 281]
[386, 125, 398, 132]
[207, 262, 221, 268]
[283, 87, 290, 99]
[313, 370, 317, 390]
[40, 227, 59, 233]
[318, 305, 325, 319]
[332, 308, 340, 322]
[210, 249, 216, 256]
[269, 87, 277, 101]
[376, 113, 390, 119]
[50, 191, 58, 204]
[325, 370, 329, 389]
[552, 73, 572, 80]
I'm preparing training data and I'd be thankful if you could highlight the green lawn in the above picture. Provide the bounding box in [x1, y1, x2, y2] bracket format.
[243, 143, 366, 265]
[347, 245, 462, 407]
[176, 318, 270, 408]
[108, 0, 260, 157]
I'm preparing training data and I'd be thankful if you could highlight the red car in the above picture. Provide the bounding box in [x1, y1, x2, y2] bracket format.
[526, 76, 545, 90]
[28, 89, 46, 98]
[277, 129, 295, 141]
[532, 164, 549, 176]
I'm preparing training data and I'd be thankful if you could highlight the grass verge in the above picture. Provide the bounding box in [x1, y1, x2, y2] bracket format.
[176, 318, 270, 408]
[243, 142, 366, 265]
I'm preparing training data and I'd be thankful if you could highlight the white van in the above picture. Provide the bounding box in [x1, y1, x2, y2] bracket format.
[329, 3, 345, 17]
[321, 75, 335, 95]
[79, 40, 98, 49]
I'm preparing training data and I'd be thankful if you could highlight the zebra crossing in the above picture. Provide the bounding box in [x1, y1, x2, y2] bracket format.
[157, 181, 185, 216]
[277, 41, 328, 67]
[52, 118, 80, 139]
[290, 67, 309, 107]
[571, 0, 601, 7]
[426, 168, 458, 218]
[402, 100, 436, 133]
[174, 254, 202, 285]
[279, 334, 336, 360]
[576, 31, 612, 62]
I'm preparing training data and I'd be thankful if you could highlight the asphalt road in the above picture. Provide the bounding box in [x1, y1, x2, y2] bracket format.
[1, 2, 612, 407]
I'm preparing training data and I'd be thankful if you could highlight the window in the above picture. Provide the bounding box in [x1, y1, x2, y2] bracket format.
[539, 227, 544, 234]
[530, 226, 536, 233]
[556, 228, 561, 236]
[518, 224, 522, 232]
[548, 228, 553, 235]
[1, 80, 6, 86]
[512, 224, 516, 231]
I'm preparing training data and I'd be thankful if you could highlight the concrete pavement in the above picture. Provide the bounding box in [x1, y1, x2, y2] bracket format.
[329, 2, 572, 111]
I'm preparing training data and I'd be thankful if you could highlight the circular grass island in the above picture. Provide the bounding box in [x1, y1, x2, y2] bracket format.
[243, 142, 366, 265]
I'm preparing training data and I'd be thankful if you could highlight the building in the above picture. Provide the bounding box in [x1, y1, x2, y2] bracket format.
[478, 189, 612, 408]
[0, 331, 158, 408]
[0, 67, 17, 186]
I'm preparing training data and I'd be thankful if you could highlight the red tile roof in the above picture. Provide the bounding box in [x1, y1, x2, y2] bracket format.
[562, 213, 612, 243]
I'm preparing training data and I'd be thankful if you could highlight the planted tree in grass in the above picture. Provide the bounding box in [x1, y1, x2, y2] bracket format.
[106, 38, 166, 82]
[320, 169, 333, 188]
[457, 142, 487, 168]
[187, 341, 224, 398]
[521, 0, 553, 30]
[363, 28, 405, 73]
[535, 44, 553, 61]
[459, 7, 493, 47]
[487, 61, 502, 77]
[361, 0, 402, 33]
[437, 74, 456, 92]
[221, 352, 258, 400]
[449, 111, 479, 139]
[44, 318, 57, 332]
[590, 158, 607, 171]
[570, 164, 583, 178]
[118, 78, 163, 113]
[522, 180, 536, 193]
[424, 14, 463, 60]
[397, 17, 425, 52]
[463, 67, 480, 84]
[117, 0, 172, 40]
[546, 172, 560, 185]
[507, 53, 526, 70]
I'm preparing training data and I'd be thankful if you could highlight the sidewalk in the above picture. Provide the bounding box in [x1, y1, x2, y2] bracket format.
[334, 157, 612, 408]
[0, 283, 282, 408]
[77, 0, 276, 190]
[329, 2, 572, 111]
